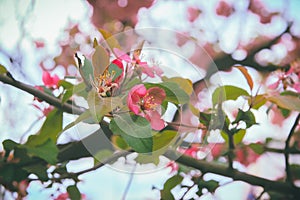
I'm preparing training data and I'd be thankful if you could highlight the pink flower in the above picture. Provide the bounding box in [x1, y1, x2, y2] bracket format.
[187, 7, 201, 22]
[42, 71, 60, 88]
[127, 84, 166, 130]
[113, 48, 163, 78]
[177, 145, 199, 159]
[216, 1, 234, 17]
[166, 161, 179, 174]
[94, 59, 124, 97]
[54, 192, 86, 200]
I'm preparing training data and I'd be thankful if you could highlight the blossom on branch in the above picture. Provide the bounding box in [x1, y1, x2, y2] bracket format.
[42, 71, 60, 88]
[127, 84, 166, 130]
[113, 48, 163, 78]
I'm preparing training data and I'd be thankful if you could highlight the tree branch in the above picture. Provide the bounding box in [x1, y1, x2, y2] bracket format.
[164, 150, 300, 198]
[0, 74, 84, 115]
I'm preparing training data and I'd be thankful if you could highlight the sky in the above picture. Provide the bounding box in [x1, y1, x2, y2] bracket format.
[0, 0, 300, 199]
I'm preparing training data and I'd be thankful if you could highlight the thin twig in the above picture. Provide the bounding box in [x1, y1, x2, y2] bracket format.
[121, 163, 137, 200]
[284, 113, 300, 183]
[255, 189, 265, 200]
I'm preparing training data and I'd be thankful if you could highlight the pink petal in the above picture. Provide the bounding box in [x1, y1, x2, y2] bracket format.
[139, 62, 155, 77]
[113, 48, 132, 63]
[146, 110, 165, 131]
[294, 82, 300, 93]
[268, 80, 280, 90]
[147, 87, 166, 105]
[127, 84, 147, 114]
[42, 71, 52, 86]
[153, 65, 164, 77]
[52, 75, 60, 87]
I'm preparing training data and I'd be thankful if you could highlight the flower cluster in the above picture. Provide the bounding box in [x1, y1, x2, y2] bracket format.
[268, 59, 300, 93]
[94, 59, 123, 97]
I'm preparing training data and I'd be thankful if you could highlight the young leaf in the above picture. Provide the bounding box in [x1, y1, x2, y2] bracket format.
[249, 143, 264, 154]
[92, 45, 109, 78]
[266, 95, 300, 112]
[108, 63, 123, 81]
[221, 129, 246, 146]
[109, 114, 153, 153]
[160, 175, 183, 200]
[98, 29, 121, 52]
[232, 109, 257, 128]
[212, 85, 249, 106]
[249, 94, 266, 109]
[235, 66, 253, 90]
[87, 90, 123, 121]
[79, 58, 94, 87]
[67, 185, 81, 200]
[145, 82, 190, 105]
[0, 64, 8, 74]
[162, 77, 193, 95]
[62, 110, 93, 133]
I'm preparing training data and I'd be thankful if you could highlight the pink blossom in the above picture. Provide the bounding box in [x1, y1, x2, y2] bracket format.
[54, 192, 86, 200]
[113, 48, 163, 78]
[94, 59, 124, 97]
[177, 145, 199, 159]
[127, 84, 166, 130]
[216, 1, 234, 17]
[187, 7, 201, 22]
[166, 161, 179, 173]
[42, 71, 60, 88]
[34, 40, 45, 48]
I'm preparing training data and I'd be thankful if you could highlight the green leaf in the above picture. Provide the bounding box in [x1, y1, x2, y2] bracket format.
[67, 185, 81, 200]
[73, 82, 88, 98]
[92, 45, 109, 78]
[152, 130, 177, 151]
[109, 114, 153, 153]
[23, 164, 48, 181]
[26, 109, 63, 146]
[249, 143, 264, 154]
[249, 95, 266, 109]
[145, 82, 190, 105]
[108, 63, 123, 81]
[221, 129, 246, 145]
[58, 80, 73, 89]
[266, 95, 300, 112]
[62, 89, 74, 103]
[232, 109, 257, 128]
[0, 64, 8, 74]
[62, 110, 93, 133]
[197, 179, 219, 194]
[290, 164, 300, 180]
[98, 29, 121, 52]
[80, 58, 94, 83]
[212, 85, 249, 106]
[25, 139, 59, 164]
[94, 149, 113, 165]
[111, 135, 130, 150]
[2, 139, 19, 152]
[87, 90, 123, 121]
[162, 77, 193, 95]
[160, 175, 183, 200]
